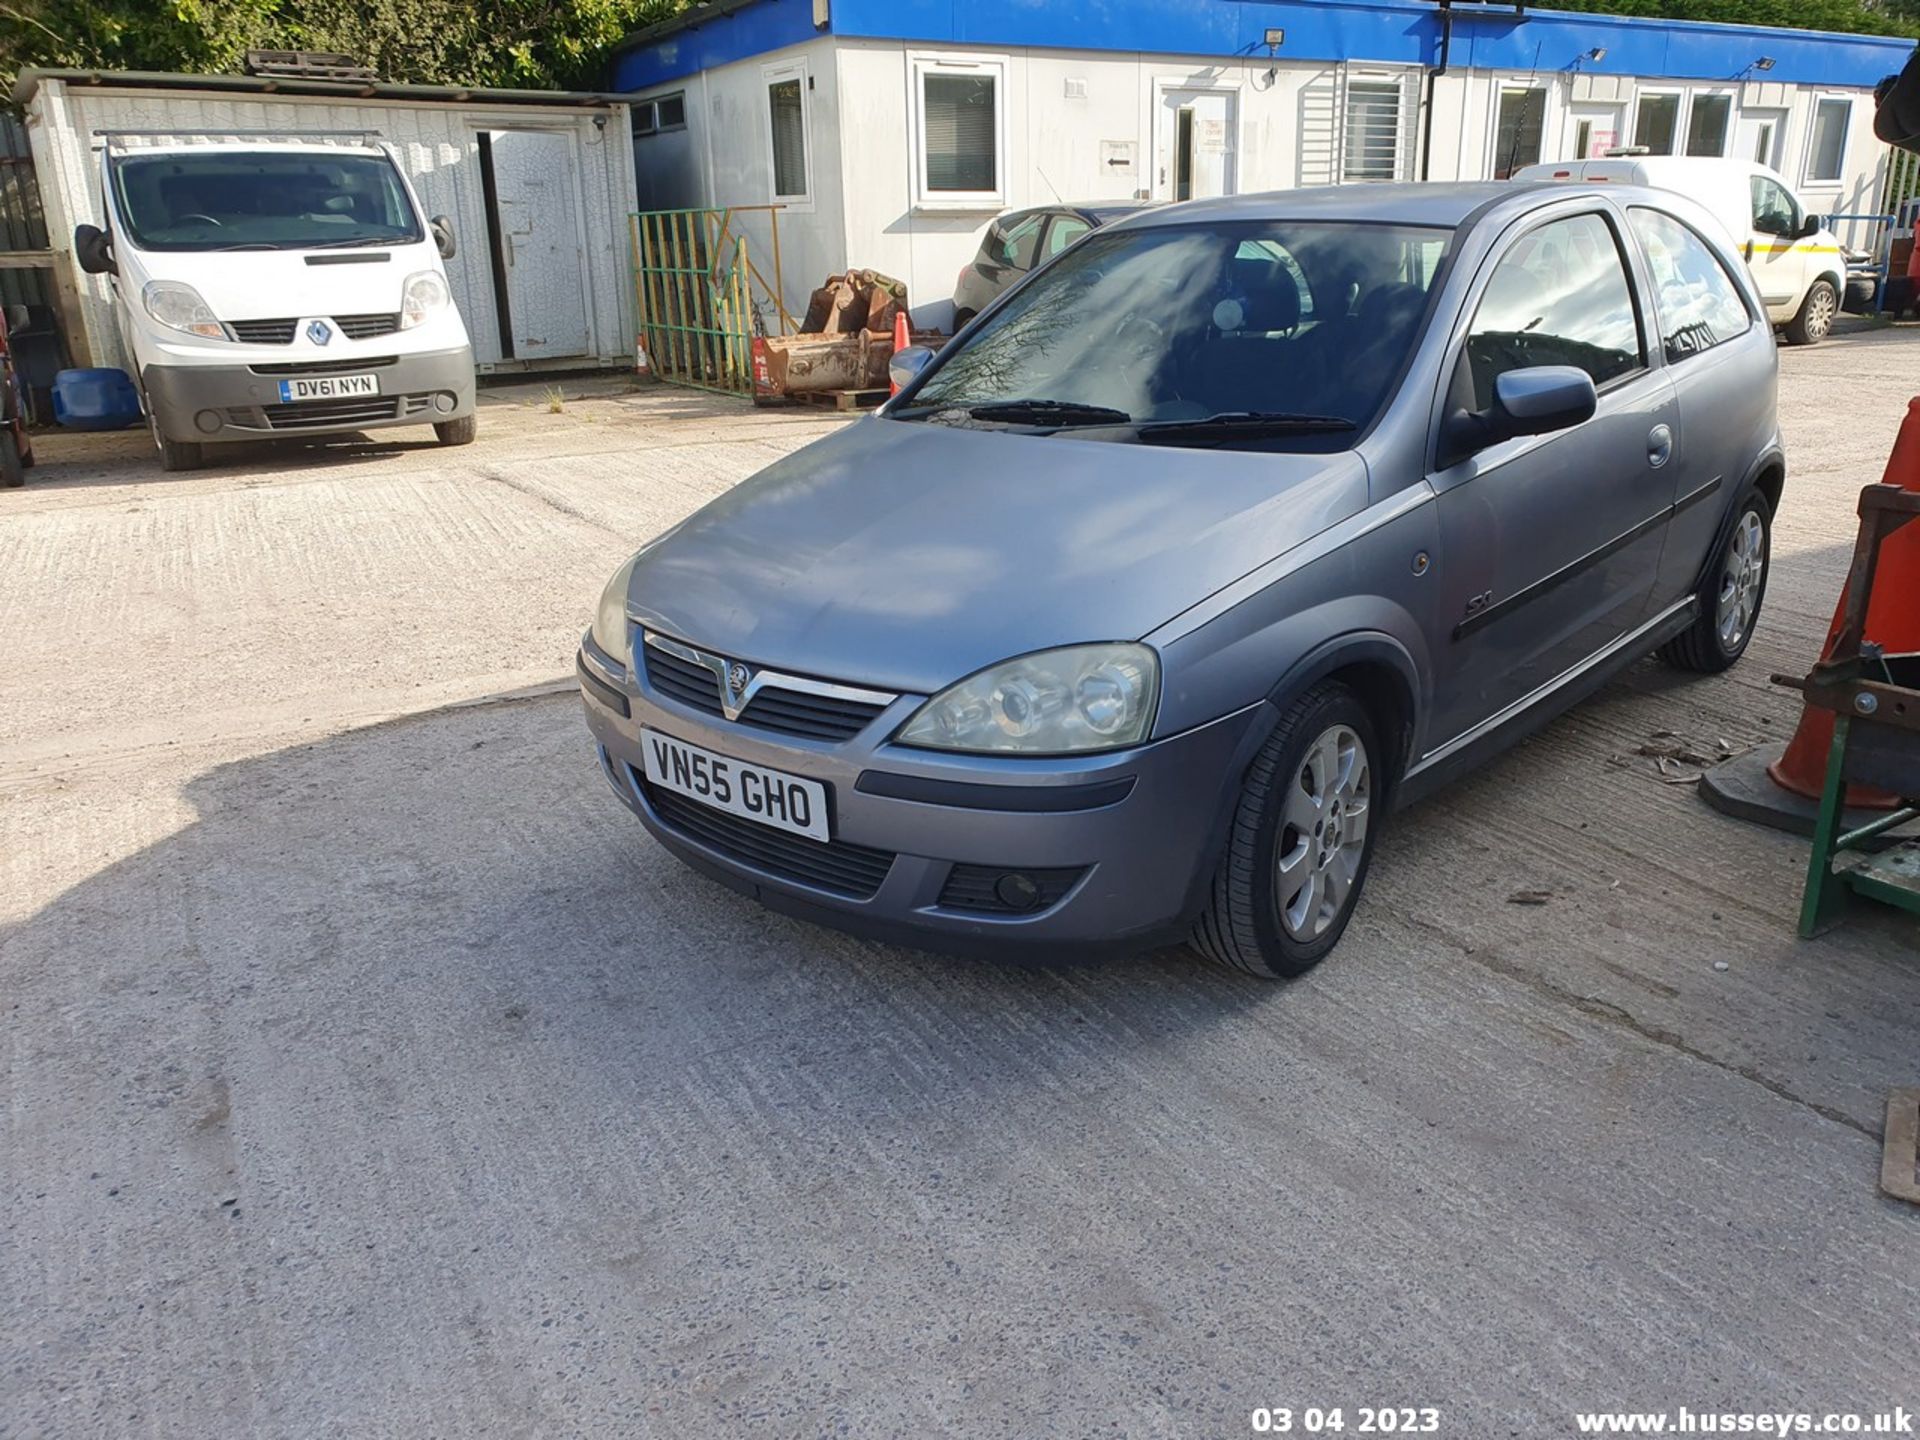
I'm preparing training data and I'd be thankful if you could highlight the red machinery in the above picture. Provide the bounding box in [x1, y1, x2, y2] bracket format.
[0, 303, 35, 487]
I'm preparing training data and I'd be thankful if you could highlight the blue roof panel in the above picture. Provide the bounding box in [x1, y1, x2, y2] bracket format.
[611, 0, 1915, 95]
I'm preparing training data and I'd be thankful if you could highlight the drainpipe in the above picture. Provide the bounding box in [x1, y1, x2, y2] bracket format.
[1420, 1, 1455, 182]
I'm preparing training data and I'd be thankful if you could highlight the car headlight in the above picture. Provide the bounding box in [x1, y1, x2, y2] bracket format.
[142, 281, 226, 340]
[400, 270, 449, 330]
[590, 557, 637, 666]
[897, 643, 1159, 754]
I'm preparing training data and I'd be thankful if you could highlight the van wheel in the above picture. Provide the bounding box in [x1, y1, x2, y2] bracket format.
[434, 414, 476, 446]
[953, 308, 977, 329]
[149, 413, 202, 472]
[1189, 681, 1382, 979]
[1784, 279, 1837, 345]
[0, 430, 23, 488]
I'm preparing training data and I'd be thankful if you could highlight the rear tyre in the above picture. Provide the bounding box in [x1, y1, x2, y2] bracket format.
[1189, 681, 1382, 980]
[0, 429, 23, 488]
[435, 414, 477, 447]
[953, 308, 977, 329]
[1660, 486, 1771, 673]
[1784, 278, 1837, 345]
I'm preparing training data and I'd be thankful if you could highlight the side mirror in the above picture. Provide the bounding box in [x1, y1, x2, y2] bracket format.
[73, 223, 115, 276]
[887, 343, 934, 391]
[431, 215, 456, 259]
[1441, 364, 1597, 466]
[1796, 212, 1822, 239]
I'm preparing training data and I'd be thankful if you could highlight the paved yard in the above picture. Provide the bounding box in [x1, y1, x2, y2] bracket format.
[3, 346, 1917, 1438]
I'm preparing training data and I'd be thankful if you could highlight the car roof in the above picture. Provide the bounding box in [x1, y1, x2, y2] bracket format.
[1110, 182, 1535, 232]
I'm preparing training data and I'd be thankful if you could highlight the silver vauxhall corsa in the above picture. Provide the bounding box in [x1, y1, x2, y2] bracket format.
[579, 182, 1780, 978]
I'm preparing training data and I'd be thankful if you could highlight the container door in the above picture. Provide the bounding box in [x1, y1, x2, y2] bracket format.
[488, 129, 592, 359]
[1157, 90, 1236, 202]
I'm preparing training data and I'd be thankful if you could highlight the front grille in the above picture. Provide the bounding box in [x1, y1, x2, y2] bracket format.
[737, 688, 887, 742]
[937, 864, 1086, 915]
[335, 312, 401, 339]
[250, 356, 399, 376]
[637, 773, 895, 899]
[256, 396, 426, 429]
[642, 639, 891, 742]
[229, 317, 298, 344]
[643, 644, 725, 716]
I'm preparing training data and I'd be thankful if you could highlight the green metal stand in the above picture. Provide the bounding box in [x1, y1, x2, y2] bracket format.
[1798, 716, 1920, 936]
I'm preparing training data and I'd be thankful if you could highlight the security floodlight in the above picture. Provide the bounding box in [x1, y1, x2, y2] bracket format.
[1755, 56, 1775, 71]
[1264, 28, 1285, 48]
[1588, 47, 1606, 62]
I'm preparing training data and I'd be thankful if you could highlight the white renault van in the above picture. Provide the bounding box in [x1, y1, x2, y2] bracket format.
[1512, 155, 1846, 344]
[74, 135, 476, 470]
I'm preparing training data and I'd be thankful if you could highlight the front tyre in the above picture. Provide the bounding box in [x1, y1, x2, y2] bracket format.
[1189, 681, 1382, 979]
[0, 429, 22, 488]
[1660, 486, 1771, 673]
[435, 414, 477, 446]
[1784, 278, 1837, 345]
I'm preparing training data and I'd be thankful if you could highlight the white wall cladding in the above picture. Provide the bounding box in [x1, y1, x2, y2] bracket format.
[632, 39, 1892, 330]
[627, 36, 847, 323]
[25, 78, 638, 371]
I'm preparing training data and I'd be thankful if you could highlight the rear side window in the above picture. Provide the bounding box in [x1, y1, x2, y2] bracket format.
[987, 213, 1046, 269]
[1463, 212, 1642, 410]
[1044, 215, 1092, 258]
[1627, 208, 1752, 362]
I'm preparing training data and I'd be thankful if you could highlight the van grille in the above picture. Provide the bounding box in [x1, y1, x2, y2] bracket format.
[229, 317, 298, 344]
[335, 312, 401, 339]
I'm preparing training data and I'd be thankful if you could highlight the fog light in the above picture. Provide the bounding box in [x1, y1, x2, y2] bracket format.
[193, 409, 222, 434]
[993, 872, 1043, 910]
[433, 391, 456, 414]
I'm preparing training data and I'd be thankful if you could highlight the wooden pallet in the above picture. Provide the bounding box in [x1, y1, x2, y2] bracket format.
[786, 387, 888, 411]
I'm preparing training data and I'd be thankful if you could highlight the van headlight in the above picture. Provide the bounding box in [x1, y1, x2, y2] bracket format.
[590, 557, 637, 666]
[142, 281, 227, 340]
[400, 271, 449, 330]
[897, 644, 1159, 754]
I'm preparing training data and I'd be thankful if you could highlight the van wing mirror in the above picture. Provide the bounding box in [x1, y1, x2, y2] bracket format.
[73, 223, 115, 276]
[430, 215, 456, 260]
[1796, 212, 1822, 239]
[1440, 365, 1597, 467]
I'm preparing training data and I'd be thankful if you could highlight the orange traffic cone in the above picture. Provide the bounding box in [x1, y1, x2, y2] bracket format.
[889, 309, 910, 396]
[1767, 395, 1920, 806]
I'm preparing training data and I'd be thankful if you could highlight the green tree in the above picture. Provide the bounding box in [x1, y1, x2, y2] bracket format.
[0, 0, 688, 97]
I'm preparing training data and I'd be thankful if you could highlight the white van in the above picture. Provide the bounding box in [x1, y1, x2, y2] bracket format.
[74, 135, 476, 470]
[1511, 155, 1846, 344]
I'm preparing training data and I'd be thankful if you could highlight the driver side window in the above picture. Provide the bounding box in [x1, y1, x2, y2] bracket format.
[1751, 177, 1801, 238]
[1462, 212, 1643, 411]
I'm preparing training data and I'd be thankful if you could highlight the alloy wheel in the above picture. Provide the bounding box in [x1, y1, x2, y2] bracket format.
[1716, 509, 1766, 653]
[1274, 724, 1371, 941]
[1806, 285, 1835, 340]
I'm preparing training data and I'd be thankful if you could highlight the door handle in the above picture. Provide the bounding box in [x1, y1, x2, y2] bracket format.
[1647, 423, 1673, 468]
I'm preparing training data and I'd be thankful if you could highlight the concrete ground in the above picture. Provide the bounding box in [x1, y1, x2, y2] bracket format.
[3, 348, 1917, 1438]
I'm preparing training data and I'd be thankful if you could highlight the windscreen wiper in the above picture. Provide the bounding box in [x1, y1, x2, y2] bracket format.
[304, 235, 401, 250]
[1135, 411, 1358, 444]
[965, 398, 1133, 427]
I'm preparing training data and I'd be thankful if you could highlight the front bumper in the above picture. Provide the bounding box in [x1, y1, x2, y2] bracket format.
[578, 639, 1267, 959]
[142, 345, 475, 443]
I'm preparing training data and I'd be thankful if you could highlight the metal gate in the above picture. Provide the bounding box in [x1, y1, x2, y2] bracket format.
[629, 206, 792, 395]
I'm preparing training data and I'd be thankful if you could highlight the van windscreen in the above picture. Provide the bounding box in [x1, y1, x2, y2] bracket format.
[108, 151, 423, 252]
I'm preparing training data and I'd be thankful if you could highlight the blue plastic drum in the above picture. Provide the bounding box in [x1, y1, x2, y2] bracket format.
[52, 367, 143, 431]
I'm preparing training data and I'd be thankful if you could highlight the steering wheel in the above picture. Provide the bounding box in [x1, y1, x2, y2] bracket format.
[176, 213, 223, 227]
